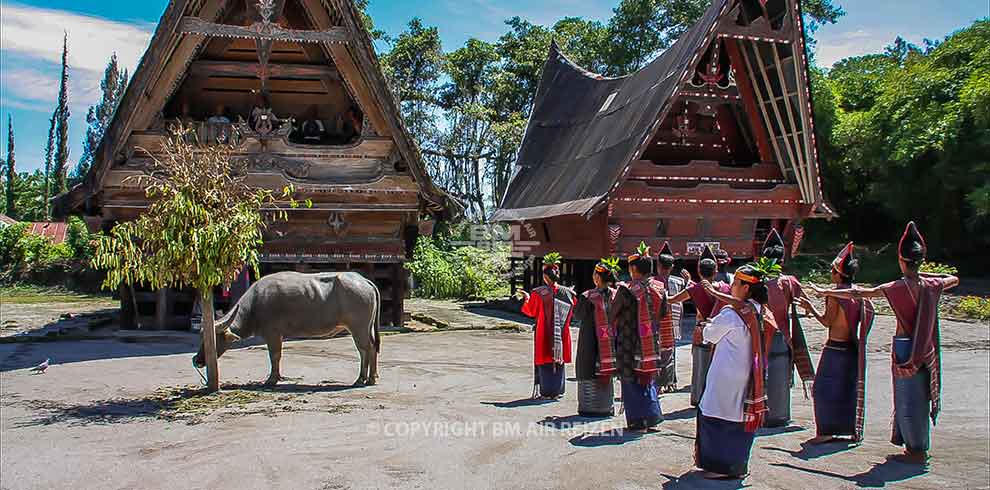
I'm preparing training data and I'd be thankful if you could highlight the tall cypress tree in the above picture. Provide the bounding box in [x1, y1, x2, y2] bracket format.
[4, 114, 14, 217]
[79, 53, 128, 180]
[43, 113, 57, 219]
[53, 32, 71, 194]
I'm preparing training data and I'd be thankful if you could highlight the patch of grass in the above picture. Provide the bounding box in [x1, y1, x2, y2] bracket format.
[0, 285, 113, 305]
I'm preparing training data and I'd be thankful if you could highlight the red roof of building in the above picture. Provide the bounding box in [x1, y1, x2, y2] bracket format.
[0, 214, 17, 226]
[27, 222, 69, 244]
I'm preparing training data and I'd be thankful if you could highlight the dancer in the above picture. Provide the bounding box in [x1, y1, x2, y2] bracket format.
[669, 245, 731, 406]
[573, 257, 619, 416]
[813, 222, 959, 464]
[519, 252, 575, 399]
[694, 261, 777, 479]
[609, 242, 668, 431]
[798, 243, 876, 443]
[761, 229, 815, 427]
[656, 241, 686, 392]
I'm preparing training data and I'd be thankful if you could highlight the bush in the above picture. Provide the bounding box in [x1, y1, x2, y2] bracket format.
[405, 236, 509, 300]
[0, 222, 81, 283]
[956, 296, 990, 321]
[920, 262, 959, 275]
[66, 216, 97, 261]
[0, 223, 29, 267]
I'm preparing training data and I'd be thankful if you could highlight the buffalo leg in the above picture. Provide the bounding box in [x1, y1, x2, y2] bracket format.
[264, 334, 283, 386]
[368, 344, 379, 386]
[353, 336, 371, 387]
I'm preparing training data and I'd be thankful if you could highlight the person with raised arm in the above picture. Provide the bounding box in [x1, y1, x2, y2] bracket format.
[518, 252, 575, 400]
[760, 229, 816, 427]
[693, 260, 778, 480]
[655, 241, 686, 393]
[572, 257, 620, 417]
[797, 243, 876, 444]
[608, 242, 669, 431]
[811, 222, 959, 465]
[668, 245, 731, 406]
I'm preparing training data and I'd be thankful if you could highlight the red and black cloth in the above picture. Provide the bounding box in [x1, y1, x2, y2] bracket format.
[521, 284, 575, 366]
[574, 287, 617, 380]
[610, 278, 670, 385]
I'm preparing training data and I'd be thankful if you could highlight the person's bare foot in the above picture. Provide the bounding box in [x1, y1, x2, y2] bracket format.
[891, 450, 929, 465]
[807, 435, 838, 445]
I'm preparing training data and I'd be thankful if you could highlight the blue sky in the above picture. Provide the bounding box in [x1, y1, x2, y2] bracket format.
[1, 0, 986, 173]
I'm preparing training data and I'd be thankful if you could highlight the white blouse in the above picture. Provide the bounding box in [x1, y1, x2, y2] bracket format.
[698, 301, 760, 422]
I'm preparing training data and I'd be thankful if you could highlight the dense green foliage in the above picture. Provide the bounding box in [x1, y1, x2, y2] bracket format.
[92, 126, 300, 294]
[52, 33, 71, 194]
[78, 53, 128, 180]
[817, 22, 990, 263]
[405, 236, 510, 300]
[0, 217, 98, 278]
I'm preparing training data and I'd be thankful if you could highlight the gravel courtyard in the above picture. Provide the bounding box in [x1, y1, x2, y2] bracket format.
[1, 310, 988, 490]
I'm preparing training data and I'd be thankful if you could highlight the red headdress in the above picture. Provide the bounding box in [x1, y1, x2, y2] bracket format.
[831, 242, 855, 276]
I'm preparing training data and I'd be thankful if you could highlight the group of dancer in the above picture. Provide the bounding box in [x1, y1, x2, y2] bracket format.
[519, 221, 959, 479]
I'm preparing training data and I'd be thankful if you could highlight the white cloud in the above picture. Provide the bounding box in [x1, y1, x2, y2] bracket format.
[813, 29, 926, 67]
[0, 3, 154, 111]
[0, 2, 153, 74]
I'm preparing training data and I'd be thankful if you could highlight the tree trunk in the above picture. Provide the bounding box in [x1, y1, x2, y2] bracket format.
[200, 288, 220, 392]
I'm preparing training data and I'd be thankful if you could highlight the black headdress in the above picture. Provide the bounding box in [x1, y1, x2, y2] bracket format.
[898, 221, 926, 264]
[762, 228, 786, 261]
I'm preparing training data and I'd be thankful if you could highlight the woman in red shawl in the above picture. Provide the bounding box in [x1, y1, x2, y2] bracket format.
[519, 252, 575, 399]
[813, 222, 959, 465]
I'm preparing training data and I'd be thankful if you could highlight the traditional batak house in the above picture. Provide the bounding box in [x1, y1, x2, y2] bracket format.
[493, 0, 833, 292]
[54, 0, 457, 329]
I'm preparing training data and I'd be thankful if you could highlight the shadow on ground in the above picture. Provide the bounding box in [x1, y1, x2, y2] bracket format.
[769, 459, 929, 488]
[569, 428, 645, 447]
[0, 335, 201, 372]
[663, 407, 697, 421]
[5, 381, 360, 428]
[756, 424, 807, 438]
[762, 439, 859, 460]
[0, 307, 117, 338]
[660, 471, 750, 489]
[537, 414, 611, 429]
[480, 398, 557, 409]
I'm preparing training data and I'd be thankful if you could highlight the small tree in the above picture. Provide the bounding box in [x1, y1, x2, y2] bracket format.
[92, 125, 304, 392]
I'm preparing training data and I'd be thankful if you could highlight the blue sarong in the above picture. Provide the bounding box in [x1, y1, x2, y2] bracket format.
[536, 363, 566, 398]
[695, 411, 755, 477]
[892, 336, 931, 452]
[813, 340, 857, 436]
[621, 379, 662, 429]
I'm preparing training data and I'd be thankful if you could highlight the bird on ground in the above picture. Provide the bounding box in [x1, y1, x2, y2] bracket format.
[30, 358, 50, 374]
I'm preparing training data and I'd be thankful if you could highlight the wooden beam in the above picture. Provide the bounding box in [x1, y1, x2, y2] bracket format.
[771, 42, 812, 201]
[740, 40, 804, 197]
[724, 39, 773, 163]
[190, 60, 338, 79]
[178, 16, 349, 44]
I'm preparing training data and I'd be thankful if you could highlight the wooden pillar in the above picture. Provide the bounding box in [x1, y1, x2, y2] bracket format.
[392, 263, 403, 328]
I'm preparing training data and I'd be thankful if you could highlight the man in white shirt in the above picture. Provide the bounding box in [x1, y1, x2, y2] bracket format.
[694, 263, 776, 480]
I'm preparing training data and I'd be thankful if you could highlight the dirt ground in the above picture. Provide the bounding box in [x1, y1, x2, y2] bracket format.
[1, 310, 988, 490]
